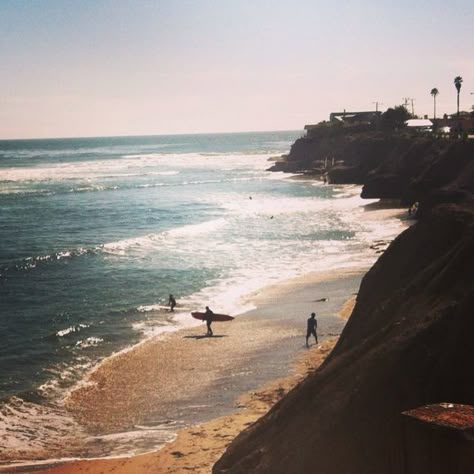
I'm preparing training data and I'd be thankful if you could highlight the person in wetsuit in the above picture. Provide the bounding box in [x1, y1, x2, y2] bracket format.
[204, 306, 214, 336]
[168, 294, 177, 312]
[306, 312, 318, 348]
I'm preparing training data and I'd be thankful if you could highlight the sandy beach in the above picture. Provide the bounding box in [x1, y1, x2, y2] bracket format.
[36, 338, 340, 474]
[8, 266, 365, 474]
[1, 203, 411, 474]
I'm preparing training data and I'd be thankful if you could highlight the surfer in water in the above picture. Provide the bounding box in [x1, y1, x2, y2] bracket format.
[306, 312, 318, 348]
[205, 306, 214, 336]
[168, 294, 176, 312]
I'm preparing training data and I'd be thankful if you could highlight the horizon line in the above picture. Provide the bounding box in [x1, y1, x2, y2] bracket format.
[0, 128, 303, 142]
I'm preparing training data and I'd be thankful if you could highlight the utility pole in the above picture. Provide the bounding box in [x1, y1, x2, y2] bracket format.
[402, 97, 415, 115]
[373, 101, 383, 130]
[402, 98, 415, 116]
[372, 101, 383, 112]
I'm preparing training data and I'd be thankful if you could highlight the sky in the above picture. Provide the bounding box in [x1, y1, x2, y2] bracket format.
[1, 0, 473, 139]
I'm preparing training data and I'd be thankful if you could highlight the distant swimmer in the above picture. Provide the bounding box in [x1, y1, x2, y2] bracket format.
[168, 294, 177, 312]
[306, 312, 318, 348]
[205, 306, 214, 336]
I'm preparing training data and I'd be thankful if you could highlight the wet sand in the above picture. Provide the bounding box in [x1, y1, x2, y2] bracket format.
[65, 268, 364, 431]
[37, 338, 338, 474]
[26, 267, 366, 474]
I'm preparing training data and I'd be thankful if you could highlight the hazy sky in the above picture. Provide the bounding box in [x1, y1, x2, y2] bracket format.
[1, 0, 473, 139]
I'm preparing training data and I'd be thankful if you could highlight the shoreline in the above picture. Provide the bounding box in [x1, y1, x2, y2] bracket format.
[3, 199, 413, 473]
[64, 267, 366, 432]
[37, 338, 340, 474]
[7, 266, 367, 473]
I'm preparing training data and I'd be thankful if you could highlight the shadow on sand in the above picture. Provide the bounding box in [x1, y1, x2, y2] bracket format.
[183, 335, 228, 340]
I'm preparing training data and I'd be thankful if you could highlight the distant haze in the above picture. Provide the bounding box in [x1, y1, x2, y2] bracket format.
[1, 0, 473, 139]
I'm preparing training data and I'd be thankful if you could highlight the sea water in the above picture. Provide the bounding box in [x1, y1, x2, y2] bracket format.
[0, 131, 405, 463]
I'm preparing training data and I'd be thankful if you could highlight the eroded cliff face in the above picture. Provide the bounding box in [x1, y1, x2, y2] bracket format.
[271, 133, 474, 213]
[214, 203, 474, 474]
[269, 133, 415, 182]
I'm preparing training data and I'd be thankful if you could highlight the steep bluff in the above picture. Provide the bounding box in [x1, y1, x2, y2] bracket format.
[270, 133, 474, 214]
[214, 203, 474, 474]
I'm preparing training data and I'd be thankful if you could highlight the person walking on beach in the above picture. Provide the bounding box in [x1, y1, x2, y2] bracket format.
[306, 312, 318, 348]
[204, 306, 214, 336]
[168, 294, 176, 312]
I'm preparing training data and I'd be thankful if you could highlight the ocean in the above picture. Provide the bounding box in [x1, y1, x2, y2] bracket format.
[0, 131, 406, 465]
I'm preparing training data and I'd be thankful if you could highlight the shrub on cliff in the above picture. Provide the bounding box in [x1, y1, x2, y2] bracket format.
[380, 105, 411, 131]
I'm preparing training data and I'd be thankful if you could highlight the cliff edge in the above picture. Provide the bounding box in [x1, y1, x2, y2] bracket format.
[270, 133, 474, 215]
[214, 203, 474, 473]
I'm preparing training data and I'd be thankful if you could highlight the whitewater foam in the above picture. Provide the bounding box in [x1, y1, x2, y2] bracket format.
[101, 218, 227, 256]
[56, 323, 89, 338]
[0, 151, 275, 183]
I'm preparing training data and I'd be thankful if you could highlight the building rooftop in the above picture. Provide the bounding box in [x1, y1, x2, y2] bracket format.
[405, 119, 433, 128]
[402, 403, 474, 435]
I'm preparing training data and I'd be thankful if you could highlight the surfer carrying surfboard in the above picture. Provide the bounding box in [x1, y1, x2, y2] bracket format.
[205, 306, 214, 336]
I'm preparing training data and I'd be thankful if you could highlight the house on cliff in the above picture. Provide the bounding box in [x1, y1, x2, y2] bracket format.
[405, 119, 433, 133]
[436, 113, 474, 134]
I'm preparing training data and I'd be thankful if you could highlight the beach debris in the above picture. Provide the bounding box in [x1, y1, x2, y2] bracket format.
[171, 450, 185, 457]
[313, 297, 328, 302]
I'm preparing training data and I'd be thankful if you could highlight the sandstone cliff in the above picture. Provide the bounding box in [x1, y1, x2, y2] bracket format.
[214, 203, 474, 473]
[270, 133, 474, 214]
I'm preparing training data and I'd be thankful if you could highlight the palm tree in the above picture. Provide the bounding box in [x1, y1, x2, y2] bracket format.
[454, 76, 463, 117]
[430, 88, 439, 120]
